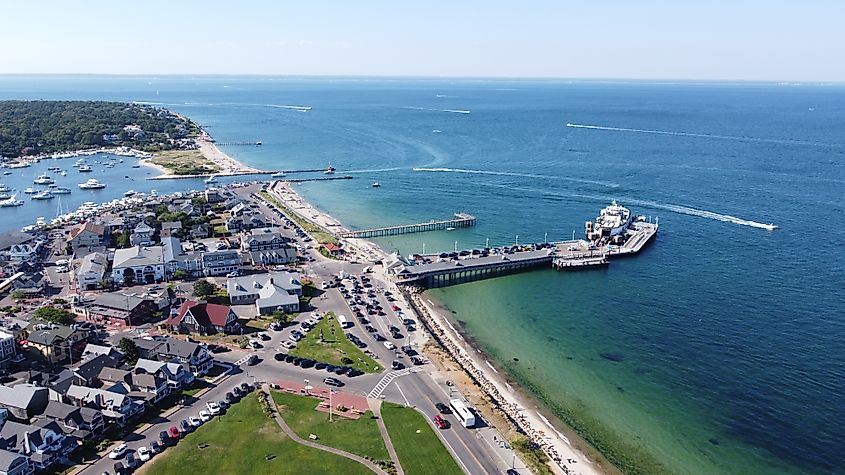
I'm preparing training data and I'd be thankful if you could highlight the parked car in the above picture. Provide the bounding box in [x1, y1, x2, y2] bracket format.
[207, 402, 222, 415]
[383, 341, 396, 350]
[199, 410, 212, 422]
[137, 446, 152, 462]
[150, 441, 162, 454]
[167, 426, 180, 440]
[225, 392, 237, 404]
[125, 452, 139, 469]
[108, 443, 128, 459]
[392, 360, 405, 370]
[435, 402, 451, 414]
[189, 416, 202, 427]
[323, 377, 345, 387]
[159, 431, 171, 445]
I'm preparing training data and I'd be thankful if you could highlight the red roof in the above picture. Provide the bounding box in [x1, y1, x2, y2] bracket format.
[323, 243, 342, 253]
[68, 222, 105, 240]
[166, 300, 233, 328]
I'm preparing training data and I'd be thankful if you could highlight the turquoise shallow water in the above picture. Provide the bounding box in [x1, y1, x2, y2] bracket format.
[1, 76, 843, 474]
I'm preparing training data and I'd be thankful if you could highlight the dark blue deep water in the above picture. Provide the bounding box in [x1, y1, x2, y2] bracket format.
[1, 76, 843, 474]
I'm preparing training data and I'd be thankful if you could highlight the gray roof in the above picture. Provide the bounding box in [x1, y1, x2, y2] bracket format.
[42, 400, 80, 420]
[0, 448, 27, 471]
[162, 236, 185, 263]
[257, 284, 299, 309]
[112, 245, 164, 269]
[227, 272, 301, 298]
[0, 231, 36, 252]
[0, 384, 46, 410]
[90, 292, 148, 312]
[161, 221, 182, 231]
[243, 227, 290, 243]
[74, 355, 116, 382]
[78, 251, 107, 277]
[25, 322, 77, 346]
[98, 367, 130, 384]
[131, 337, 202, 360]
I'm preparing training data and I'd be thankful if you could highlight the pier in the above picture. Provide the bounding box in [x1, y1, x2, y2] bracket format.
[339, 213, 476, 239]
[215, 141, 262, 146]
[389, 221, 657, 288]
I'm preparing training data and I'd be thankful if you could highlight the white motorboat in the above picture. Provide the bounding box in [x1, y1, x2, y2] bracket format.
[0, 195, 24, 207]
[34, 174, 55, 185]
[0, 184, 10, 193]
[78, 178, 106, 190]
[271, 172, 286, 178]
[78, 164, 93, 172]
[372, 182, 381, 188]
[31, 191, 54, 200]
[124, 190, 137, 197]
[204, 176, 219, 184]
[23, 187, 39, 194]
[50, 187, 72, 195]
[324, 165, 336, 175]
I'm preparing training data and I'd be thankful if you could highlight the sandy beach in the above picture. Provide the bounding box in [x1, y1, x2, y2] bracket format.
[139, 132, 259, 178]
[267, 180, 605, 475]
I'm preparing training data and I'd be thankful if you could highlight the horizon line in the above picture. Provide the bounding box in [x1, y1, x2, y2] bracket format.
[0, 73, 843, 85]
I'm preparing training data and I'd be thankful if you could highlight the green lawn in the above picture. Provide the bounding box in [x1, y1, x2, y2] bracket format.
[272, 391, 389, 461]
[150, 149, 220, 175]
[139, 394, 370, 475]
[381, 402, 463, 475]
[289, 312, 382, 373]
[258, 191, 339, 245]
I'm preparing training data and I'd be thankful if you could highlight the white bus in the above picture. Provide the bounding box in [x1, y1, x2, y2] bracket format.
[337, 314, 352, 329]
[449, 399, 476, 428]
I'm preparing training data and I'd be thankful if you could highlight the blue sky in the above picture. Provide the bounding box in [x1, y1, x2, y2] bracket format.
[2, 1, 843, 81]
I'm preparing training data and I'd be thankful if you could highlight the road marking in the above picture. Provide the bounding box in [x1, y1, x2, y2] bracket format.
[367, 368, 413, 399]
[395, 381, 410, 406]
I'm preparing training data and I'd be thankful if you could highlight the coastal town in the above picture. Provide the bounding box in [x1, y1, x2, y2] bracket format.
[0, 134, 614, 475]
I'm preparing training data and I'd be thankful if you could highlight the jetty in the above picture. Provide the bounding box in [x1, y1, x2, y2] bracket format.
[388, 220, 657, 288]
[339, 213, 476, 239]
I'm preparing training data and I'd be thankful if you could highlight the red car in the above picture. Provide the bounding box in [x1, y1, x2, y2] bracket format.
[167, 426, 180, 440]
[433, 414, 450, 429]
[391, 305, 400, 312]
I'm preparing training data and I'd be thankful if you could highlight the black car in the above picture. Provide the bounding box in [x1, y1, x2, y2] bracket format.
[274, 353, 287, 361]
[355, 341, 367, 349]
[365, 325, 377, 333]
[284, 354, 295, 363]
[323, 377, 345, 387]
[180, 419, 191, 433]
[334, 366, 348, 375]
[292, 357, 304, 366]
[374, 333, 386, 342]
[389, 325, 401, 333]
[402, 318, 416, 326]
[392, 360, 405, 370]
[225, 392, 237, 404]
[391, 331, 403, 340]
[315, 362, 328, 370]
[300, 359, 315, 369]
[435, 402, 452, 414]
[325, 364, 337, 372]
[347, 368, 363, 377]
[159, 430, 171, 445]
[233, 387, 243, 398]
[240, 382, 252, 392]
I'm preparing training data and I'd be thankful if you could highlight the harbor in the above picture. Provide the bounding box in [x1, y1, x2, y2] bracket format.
[384, 203, 658, 288]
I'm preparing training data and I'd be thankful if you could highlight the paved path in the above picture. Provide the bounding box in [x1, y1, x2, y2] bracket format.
[368, 398, 405, 475]
[262, 385, 389, 475]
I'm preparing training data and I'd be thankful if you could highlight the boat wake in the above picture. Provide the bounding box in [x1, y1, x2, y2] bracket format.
[344, 167, 403, 174]
[565, 123, 842, 148]
[264, 104, 312, 111]
[566, 193, 779, 230]
[403, 106, 471, 114]
[413, 167, 619, 188]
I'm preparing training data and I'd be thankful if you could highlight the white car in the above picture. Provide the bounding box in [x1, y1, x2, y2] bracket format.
[199, 410, 211, 422]
[383, 341, 396, 350]
[55, 266, 68, 273]
[137, 446, 152, 462]
[206, 401, 221, 415]
[189, 416, 202, 427]
[281, 341, 296, 349]
[108, 443, 128, 459]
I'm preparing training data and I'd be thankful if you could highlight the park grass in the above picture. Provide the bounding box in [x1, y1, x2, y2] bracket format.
[150, 149, 220, 175]
[381, 402, 463, 475]
[288, 311, 382, 373]
[138, 394, 370, 475]
[272, 391, 389, 461]
[258, 191, 339, 245]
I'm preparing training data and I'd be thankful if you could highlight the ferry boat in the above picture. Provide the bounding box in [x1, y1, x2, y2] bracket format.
[33, 174, 55, 185]
[0, 195, 24, 207]
[78, 164, 93, 172]
[271, 172, 286, 178]
[78, 178, 106, 190]
[32, 191, 53, 200]
[586, 200, 633, 240]
[324, 165, 336, 175]
[23, 187, 39, 194]
[50, 187, 72, 195]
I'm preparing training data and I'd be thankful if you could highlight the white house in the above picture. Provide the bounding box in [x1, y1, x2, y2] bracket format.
[129, 222, 155, 247]
[8, 242, 41, 262]
[75, 252, 107, 290]
[227, 272, 302, 315]
[111, 246, 165, 285]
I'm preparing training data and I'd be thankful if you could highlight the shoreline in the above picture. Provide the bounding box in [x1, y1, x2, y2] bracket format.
[267, 180, 607, 475]
[140, 132, 261, 179]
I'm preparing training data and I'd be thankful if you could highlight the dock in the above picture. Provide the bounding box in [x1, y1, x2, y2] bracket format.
[339, 213, 476, 239]
[389, 221, 657, 288]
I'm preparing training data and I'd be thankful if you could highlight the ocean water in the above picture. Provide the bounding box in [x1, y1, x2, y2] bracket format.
[1, 76, 843, 474]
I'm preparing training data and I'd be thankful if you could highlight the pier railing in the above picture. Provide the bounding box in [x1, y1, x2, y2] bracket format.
[338, 213, 476, 238]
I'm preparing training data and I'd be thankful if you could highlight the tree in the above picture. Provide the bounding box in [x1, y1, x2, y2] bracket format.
[193, 279, 217, 299]
[115, 232, 129, 249]
[34, 306, 75, 325]
[270, 310, 292, 324]
[118, 337, 139, 363]
[172, 269, 187, 279]
[10, 290, 27, 301]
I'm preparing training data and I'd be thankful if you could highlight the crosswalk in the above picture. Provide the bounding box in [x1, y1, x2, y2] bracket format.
[234, 353, 255, 366]
[367, 367, 415, 399]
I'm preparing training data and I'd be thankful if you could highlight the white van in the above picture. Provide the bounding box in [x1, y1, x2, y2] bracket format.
[337, 315, 352, 329]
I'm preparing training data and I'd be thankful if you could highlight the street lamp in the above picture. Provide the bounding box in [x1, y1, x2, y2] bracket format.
[303, 379, 310, 396]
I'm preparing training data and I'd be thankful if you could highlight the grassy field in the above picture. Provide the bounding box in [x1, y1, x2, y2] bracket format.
[272, 391, 389, 461]
[288, 312, 382, 373]
[150, 149, 220, 175]
[258, 191, 339, 245]
[139, 394, 370, 475]
[381, 402, 463, 475]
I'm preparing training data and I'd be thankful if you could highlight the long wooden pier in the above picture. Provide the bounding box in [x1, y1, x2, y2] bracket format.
[339, 213, 476, 239]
